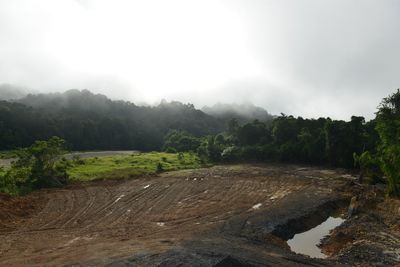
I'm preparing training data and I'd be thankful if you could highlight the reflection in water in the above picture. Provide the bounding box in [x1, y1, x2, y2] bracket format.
[287, 216, 345, 258]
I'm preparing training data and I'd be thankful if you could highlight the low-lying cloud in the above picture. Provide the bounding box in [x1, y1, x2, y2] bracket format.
[0, 0, 399, 120]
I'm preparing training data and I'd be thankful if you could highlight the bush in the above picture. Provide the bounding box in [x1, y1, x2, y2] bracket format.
[165, 147, 177, 153]
[241, 146, 266, 161]
[353, 151, 383, 184]
[163, 130, 201, 152]
[72, 155, 85, 165]
[376, 89, 400, 196]
[0, 168, 18, 195]
[221, 146, 241, 162]
[0, 136, 69, 195]
[156, 162, 164, 173]
[196, 143, 209, 163]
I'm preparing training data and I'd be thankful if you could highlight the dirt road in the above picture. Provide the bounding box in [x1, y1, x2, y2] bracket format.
[0, 164, 398, 266]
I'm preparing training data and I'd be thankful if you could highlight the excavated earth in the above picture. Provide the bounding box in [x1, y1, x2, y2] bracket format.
[0, 164, 399, 267]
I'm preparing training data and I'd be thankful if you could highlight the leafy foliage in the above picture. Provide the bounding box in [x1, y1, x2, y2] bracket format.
[375, 89, 400, 196]
[0, 90, 223, 151]
[353, 151, 382, 184]
[163, 130, 201, 152]
[325, 116, 367, 168]
[186, 115, 378, 168]
[0, 137, 69, 195]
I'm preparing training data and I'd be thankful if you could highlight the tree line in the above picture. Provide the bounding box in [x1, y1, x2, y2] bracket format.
[1, 88, 399, 197]
[163, 116, 376, 168]
[164, 90, 400, 197]
[0, 89, 224, 151]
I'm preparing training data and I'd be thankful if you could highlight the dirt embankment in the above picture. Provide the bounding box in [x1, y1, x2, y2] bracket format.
[0, 193, 47, 232]
[320, 183, 400, 266]
[0, 164, 398, 266]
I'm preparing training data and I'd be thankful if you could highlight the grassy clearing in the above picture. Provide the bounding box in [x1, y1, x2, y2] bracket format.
[68, 152, 203, 181]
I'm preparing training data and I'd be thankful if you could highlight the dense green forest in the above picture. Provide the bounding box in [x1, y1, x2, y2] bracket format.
[164, 115, 378, 168]
[0, 89, 276, 151]
[0, 89, 225, 151]
[163, 90, 399, 196]
[1, 88, 399, 196]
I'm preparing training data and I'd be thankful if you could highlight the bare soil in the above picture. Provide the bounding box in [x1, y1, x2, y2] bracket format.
[0, 164, 398, 266]
[320, 183, 400, 266]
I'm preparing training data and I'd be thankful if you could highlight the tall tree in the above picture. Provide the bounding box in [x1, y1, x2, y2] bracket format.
[376, 89, 400, 196]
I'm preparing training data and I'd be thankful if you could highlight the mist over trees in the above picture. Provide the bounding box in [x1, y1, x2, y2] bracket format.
[0, 84, 29, 101]
[0, 89, 224, 151]
[201, 103, 274, 124]
[1, 88, 399, 196]
[0, 88, 381, 163]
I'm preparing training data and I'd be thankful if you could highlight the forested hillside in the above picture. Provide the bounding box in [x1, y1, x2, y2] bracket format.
[0, 84, 28, 101]
[0, 89, 224, 150]
[201, 103, 274, 123]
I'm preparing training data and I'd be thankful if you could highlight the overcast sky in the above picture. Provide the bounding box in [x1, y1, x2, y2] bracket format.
[0, 0, 399, 120]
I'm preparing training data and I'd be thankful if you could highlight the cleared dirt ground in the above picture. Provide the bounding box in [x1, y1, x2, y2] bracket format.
[0, 164, 398, 266]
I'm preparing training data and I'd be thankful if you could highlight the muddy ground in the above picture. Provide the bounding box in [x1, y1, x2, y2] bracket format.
[0, 164, 399, 266]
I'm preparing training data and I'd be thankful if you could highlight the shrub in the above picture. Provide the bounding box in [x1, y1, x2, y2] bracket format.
[0, 136, 69, 195]
[165, 147, 177, 153]
[163, 130, 201, 152]
[221, 146, 241, 162]
[376, 89, 400, 196]
[156, 162, 164, 173]
[353, 151, 383, 184]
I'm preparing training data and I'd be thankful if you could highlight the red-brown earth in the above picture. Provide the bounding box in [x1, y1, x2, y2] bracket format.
[0, 164, 398, 266]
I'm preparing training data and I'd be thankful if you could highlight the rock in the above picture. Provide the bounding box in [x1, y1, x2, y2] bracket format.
[347, 196, 359, 218]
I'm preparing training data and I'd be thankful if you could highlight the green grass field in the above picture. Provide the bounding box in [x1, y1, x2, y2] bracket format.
[68, 152, 203, 181]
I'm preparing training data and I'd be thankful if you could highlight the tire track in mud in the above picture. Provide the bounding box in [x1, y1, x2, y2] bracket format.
[5, 173, 315, 235]
[0, 165, 347, 267]
[60, 187, 96, 228]
[35, 190, 77, 229]
[107, 184, 170, 228]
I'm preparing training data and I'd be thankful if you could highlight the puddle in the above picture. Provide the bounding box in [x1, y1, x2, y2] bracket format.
[287, 216, 345, 258]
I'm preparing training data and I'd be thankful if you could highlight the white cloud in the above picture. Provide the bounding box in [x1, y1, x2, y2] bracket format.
[0, 0, 399, 120]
